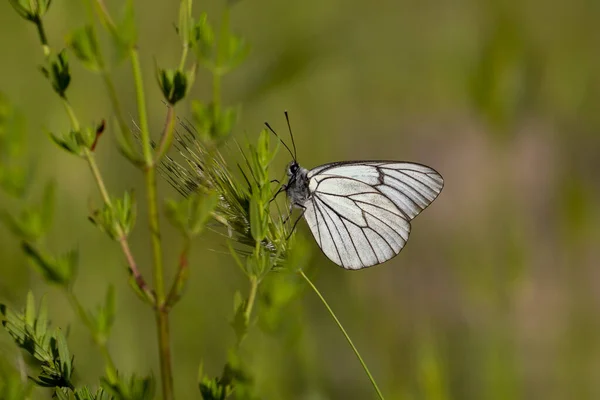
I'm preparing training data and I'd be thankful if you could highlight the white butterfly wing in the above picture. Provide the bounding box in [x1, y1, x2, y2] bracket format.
[302, 161, 444, 269]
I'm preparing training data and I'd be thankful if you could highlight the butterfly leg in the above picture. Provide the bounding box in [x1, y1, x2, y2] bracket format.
[282, 202, 294, 224]
[285, 203, 306, 241]
[269, 184, 287, 204]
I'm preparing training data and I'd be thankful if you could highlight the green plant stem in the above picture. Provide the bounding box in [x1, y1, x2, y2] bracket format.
[84, 150, 111, 204]
[102, 71, 135, 149]
[244, 276, 258, 322]
[165, 237, 190, 310]
[83, 149, 153, 300]
[155, 308, 173, 399]
[154, 105, 176, 164]
[130, 48, 174, 400]
[130, 51, 152, 166]
[81, 0, 136, 155]
[178, 0, 192, 71]
[62, 99, 80, 132]
[33, 19, 50, 57]
[212, 7, 229, 111]
[66, 291, 118, 376]
[299, 270, 385, 400]
[179, 47, 189, 71]
[91, 1, 173, 394]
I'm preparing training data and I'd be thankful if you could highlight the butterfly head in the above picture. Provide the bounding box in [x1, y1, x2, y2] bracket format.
[287, 161, 300, 178]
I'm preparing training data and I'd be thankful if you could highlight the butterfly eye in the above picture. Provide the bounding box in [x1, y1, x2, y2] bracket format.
[288, 162, 298, 175]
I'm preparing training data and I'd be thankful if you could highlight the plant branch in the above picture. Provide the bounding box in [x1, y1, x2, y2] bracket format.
[153, 105, 176, 165]
[62, 99, 80, 132]
[130, 50, 153, 167]
[102, 71, 136, 149]
[66, 290, 118, 376]
[129, 47, 174, 398]
[93, 0, 117, 34]
[299, 270, 385, 400]
[165, 237, 190, 310]
[33, 18, 50, 57]
[244, 276, 258, 322]
[80, 0, 136, 155]
[83, 149, 154, 300]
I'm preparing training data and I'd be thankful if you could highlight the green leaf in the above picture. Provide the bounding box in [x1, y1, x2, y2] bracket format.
[25, 291, 36, 328]
[258, 271, 305, 334]
[54, 329, 72, 380]
[106, 0, 137, 61]
[156, 65, 196, 105]
[468, 12, 538, 134]
[73, 387, 112, 400]
[0, 372, 32, 400]
[199, 375, 232, 400]
[49, 124, 96, 157]
[127, 273, 155, 306]
[165, 190, 218, 237]
[92, 285, 116, 339]
[67, 25, 102, 71]
[35, 294, 49, 339]
[178, 0, 192, 48]
[1, 294, 76, 390]
[40, 50, 71, 98]
[101, 373, 155, 400]
[0, 182, 55, 241]
[0, 92, 29, 197]
[191, 12, 215, 64]
[222, 32, 250, 72]
[215, 106, 238, 142]
[40, 181, 56, 232]
[89, 191, 136, 240]
[230, 291, 248, 343]
[191, 101, 239, 143]
[54, 388, 71, 400]
[22, 242, 78, 287]
[249, 193, 267, 243]
[8, 0, 52, 22]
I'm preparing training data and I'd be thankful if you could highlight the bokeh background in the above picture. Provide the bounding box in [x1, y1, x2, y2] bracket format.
[2, 0, 600, 399]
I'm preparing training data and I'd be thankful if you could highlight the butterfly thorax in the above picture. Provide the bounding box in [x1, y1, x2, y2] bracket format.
[285, 162, 310, 208]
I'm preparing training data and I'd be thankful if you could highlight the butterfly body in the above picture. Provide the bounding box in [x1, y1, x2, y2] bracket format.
[284, 160, 444, 270]
[285, 161, 311, 207]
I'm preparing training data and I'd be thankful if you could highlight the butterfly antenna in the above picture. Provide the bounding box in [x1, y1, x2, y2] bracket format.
[264, 122, 295, 160]
[284, 110, 298, 160]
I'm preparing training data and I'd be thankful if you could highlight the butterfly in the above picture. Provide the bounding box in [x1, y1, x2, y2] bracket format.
[266, 113, 444, 270]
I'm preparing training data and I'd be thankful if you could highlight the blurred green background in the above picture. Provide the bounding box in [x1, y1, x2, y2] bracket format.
[2, 0, 600, 399]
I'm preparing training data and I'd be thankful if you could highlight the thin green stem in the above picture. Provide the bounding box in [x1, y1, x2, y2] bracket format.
[61, 99, 80, 132]
[165, 237, 190, 310]
[153, 105, 176, 165]
[212, 71, 221, 110]
[155, 309, 173, 399]
[130, 47, 173, 398]
[91, 1, 173, 395]
[178, 0, 192, 71]
[299, 270, 385, 400]
[83, 150, 153, 300]
[244, 276, 258, 322]
[144, 168, 164, 296]
[33, 18, 50, 57]
[84, 150, 111, 205]
[212, 7, 229, 111]
[179, 47, 189, 71]
[130, 50, 152, 166]
[102, 71, 135, 149]
[94, 0, 117, 34]
[82, 0, 135, 154]
[66, 291, 118, 376]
